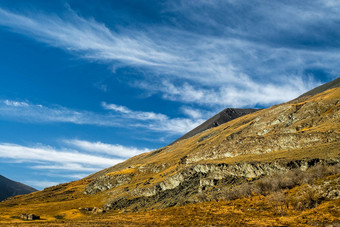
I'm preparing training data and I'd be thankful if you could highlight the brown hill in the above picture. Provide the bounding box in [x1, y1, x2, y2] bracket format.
[0, 78, 339, 226]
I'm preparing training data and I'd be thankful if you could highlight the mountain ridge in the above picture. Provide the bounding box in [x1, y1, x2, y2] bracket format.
[295, 76, 340, 100]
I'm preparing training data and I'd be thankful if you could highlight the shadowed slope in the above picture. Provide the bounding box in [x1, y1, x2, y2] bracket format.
[0, 175, 37, 201]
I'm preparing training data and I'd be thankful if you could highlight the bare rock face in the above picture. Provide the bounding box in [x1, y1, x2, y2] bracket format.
[101, 158, 339, 212]
[84, 174, 132, 194]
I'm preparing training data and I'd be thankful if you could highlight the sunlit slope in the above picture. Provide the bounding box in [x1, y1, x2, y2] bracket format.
[0, 84, 339, 225]
[91, 85, 339, 177]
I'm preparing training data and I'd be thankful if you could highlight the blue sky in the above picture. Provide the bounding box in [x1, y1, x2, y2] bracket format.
[0, 0, 339, 189]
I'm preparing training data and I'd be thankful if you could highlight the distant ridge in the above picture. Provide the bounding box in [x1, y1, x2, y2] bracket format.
[171, 108, 260, 144]
[297, 77, 340, 99]
[0, 175, 37, 201]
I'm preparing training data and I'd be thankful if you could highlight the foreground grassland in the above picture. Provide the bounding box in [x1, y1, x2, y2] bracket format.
[1, 184, 339, 226]
[1, 149, 338, 226]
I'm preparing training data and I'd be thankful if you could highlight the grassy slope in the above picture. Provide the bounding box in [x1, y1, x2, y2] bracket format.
[0, 87, 339, 226]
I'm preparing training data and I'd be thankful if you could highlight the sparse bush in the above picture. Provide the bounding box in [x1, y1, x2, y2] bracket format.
[197, 192, 207, 202]
[10, 216, 20, 219]
[289, 186, 323, 210]
[211, 191, 219, 201]
[280, 168, 304, 188]
[54, 215, 65, 220]
[266, 190, 286, 215]
[238, 183, 253, 197]
[224, 188, 240, 201]
[217, 162, 339, 204]
[305, 163, 340, 184]
[254, 177, 279, 195]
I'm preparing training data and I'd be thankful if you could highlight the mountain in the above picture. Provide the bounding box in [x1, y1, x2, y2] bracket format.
[171, 108, 260, 144]
[0, 175, 37, 201]
[0, 78, 339, 226]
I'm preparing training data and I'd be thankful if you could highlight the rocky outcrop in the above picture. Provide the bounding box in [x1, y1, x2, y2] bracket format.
[92, 207, 105, 214]
[187, 131, 339, 163]
[84, 174, 132, 195]
[101, 158, 339, 211]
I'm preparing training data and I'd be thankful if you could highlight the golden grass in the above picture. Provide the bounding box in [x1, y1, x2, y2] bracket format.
[1, 189, 339, 226]
[105, 168, 139, 176]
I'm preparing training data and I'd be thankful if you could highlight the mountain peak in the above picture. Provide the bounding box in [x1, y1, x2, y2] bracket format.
[171, 107, 260, 144]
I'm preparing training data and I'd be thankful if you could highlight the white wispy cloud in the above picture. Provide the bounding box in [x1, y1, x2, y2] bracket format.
[3, 100, 30, 107]
[143, 76, 317, 107]
[181, 106, 203, 119]
[102, 102, 167, 121]
[64, 139, 150, 158]
[0, 139, 152, 189]
[102, 102, 204, 134]
[102, 103, 131, 114]
[0, 99, 201, 134]
[31, 163, 98, 172]
[0, 5, 336, 107]
[0, 99, 118, 126]
[0, 143, 123, 169]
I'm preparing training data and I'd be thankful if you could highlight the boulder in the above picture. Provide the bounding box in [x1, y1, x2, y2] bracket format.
[92, 207, 105, 214]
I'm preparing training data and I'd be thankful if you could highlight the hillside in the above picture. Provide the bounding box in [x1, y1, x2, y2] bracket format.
[0, 78, 339, 226]
[0, 175, 37, 201]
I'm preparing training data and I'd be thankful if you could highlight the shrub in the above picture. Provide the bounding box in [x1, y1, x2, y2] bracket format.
[217, 162, 338, 205]
[238, 183, 253, 197]
[266, 190, 286, 214]
[254, 177, 280, 195]
[197, 192, 207, 202]
[54, 215, 65, 220]
[288, 186, 323, 210]
[224, 188, 240, 201]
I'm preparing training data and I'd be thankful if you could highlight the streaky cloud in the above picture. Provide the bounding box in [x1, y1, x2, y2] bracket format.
[0, 99, 202, 134]
[64, 139, 150, 158]
[0, 5, 336, 107]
